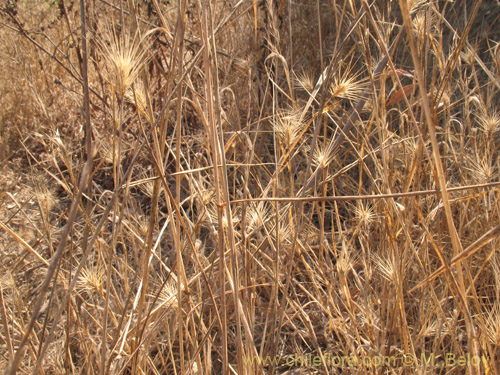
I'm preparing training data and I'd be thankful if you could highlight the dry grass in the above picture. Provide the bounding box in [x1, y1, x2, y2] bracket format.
[1, 0, 500, 374]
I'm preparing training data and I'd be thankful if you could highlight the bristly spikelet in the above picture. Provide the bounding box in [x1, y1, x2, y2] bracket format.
[125, 80, 152, 123]
[468, 157, 496, 184]
[312, 139, 336, 169]
[294, 69, 316, 92]
[138, 215, 150, 238]
[96, 137, 118, 165]
[419, 319, 439, 338]
[206, 201, 239, 230]
[77, 265, 104, 297]
[273, 219, 292, 247]
[411, 3, 437, 43]
[34, 175, 56, 214]
[200, 188, 216, 207]
[353, 203, 378, 228]
[460, 45, 478, 66]
[0, 270, 15, 292]
[373, 254, 398, 285]
[476, 108, 500, 138]
[157, 280, 179, 312]
[486, 304, 500, 345]
[336, 250, 353, 274]
[254, 210, 292, 247]
[408, 0, 430, 15]
[99, 27, 151, 99]
[329, 62, 366, 102]
[142, 176, 156, 199]
[245, 203, 270, 232]
[107, 90, 133, 131]
[300, 224, 320, 245]
[273, 108, 307, 148]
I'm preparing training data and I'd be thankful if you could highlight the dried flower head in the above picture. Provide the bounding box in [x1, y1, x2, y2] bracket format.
[245, 203, 270, 232]
[486, 304, 500, 345]
[312, 139, 336, 169]
[411, 5, 437, 42]
[460, 45, 478, 66]
[100, 27, 152, 99]
[34, 175, 56, 214]
[77, 265, 104, 296]
[336, 249, 354, 274]
[468, 157, 496, 184]
[273, 219, 292, 246]
[329, 63, 366, 102]
[125, 80, 152, 123]
[477, 108, 500, 137]
[354, 203, 378, 228]
[273, 109, 306, 147]
[157, 280, 179, 311]
[294, 69, 316, 92]
[409, 0, 430, 15]
[373, 254, 398, 285]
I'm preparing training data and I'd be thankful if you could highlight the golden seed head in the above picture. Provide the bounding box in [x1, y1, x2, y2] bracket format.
[77, 265, 104, 296]
[273, 109, 306, 147]
[486, 304, 500, 346]
[329, 63, 366, 102]
[245, 203, 270, 232]
[294, 69, 316, 92]
[100, 28, 151, 99]
[312, 139, 336, 169]
[477, 109, 500, 137]
[354, 203, 377, 228]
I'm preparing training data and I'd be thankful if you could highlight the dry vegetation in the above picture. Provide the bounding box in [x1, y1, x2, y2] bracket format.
[1, 0, 500, 374]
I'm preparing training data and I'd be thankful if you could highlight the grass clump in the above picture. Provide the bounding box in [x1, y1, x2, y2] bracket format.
[1, 0, 500, 374]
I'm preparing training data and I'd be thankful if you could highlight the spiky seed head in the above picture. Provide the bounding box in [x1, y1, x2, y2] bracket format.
[100, 28, 151, 99]
[373, 254, 398, 285]
[0, 270, 15, 290]
[294, 69, 316, 92]
[157, 280, 179, 311]
[419, 319, 439, 337]
[468, 157, 495, 184]
[411, 7, 436, 42]
[125, 80, 152, 123]
[77, 265, 104, 296]
[274, 220, 292, 246]
[34, 175, 56, 214]
[460, 45, 478, 66]
[312, 139, 336, 169]
[354, 203, 377, 228]
[273, 109, 306, 147]
[329, 63, 366, 102]
[300, 224, 320, 245]
[477, 109, 500, 138]
[336, 250, 353, 274]
[200, 189, 216, 207]
[408, 0, 431, 15]
[486, 304, 500, 345]
[246, 203, 270, 232]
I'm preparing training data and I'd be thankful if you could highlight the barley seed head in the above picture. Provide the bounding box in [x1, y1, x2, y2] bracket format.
[312, 139, 336, 169]
[294, 69, 316, 92]
[477, 108, 500, 138]
[486, 304, 500, 345]
[329, 63, 366, 102]
[100, 27, 151, 99]
[77, 265, 104, 297]
[273, 108, 306, 148]
[353, 203, 377, 228]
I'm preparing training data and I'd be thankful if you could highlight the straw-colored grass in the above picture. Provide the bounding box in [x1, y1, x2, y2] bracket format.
[1, 0, 500, 374]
